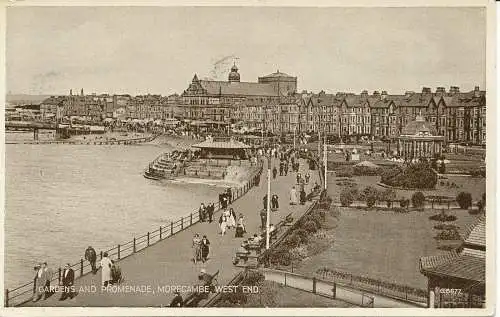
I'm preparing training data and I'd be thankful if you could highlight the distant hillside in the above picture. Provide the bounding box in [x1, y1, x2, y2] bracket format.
[6, 94, 58, 104]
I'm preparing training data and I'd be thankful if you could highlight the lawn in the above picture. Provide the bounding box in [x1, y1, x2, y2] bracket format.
[294, 207, 482, 290]
[244, 280, 356, 307]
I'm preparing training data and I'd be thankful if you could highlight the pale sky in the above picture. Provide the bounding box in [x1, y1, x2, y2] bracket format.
[6, 6, 486, 96]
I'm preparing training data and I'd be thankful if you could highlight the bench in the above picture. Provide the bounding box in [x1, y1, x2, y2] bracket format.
[233, 251, 259, 268]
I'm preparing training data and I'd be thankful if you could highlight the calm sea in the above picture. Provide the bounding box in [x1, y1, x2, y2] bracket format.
[5, 134, 220, 289]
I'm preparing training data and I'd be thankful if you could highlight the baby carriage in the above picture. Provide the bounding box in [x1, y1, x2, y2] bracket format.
[110, 263, 123, 284]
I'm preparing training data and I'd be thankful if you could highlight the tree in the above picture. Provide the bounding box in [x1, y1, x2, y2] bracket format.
[411, 192, 426, 209]
[456, 192, 472, 210]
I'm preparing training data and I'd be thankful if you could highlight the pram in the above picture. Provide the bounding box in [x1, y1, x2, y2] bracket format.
[110, 263, 123, 284]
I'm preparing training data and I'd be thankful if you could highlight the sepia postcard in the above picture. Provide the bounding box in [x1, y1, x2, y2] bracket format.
[0, 0, 496, 316]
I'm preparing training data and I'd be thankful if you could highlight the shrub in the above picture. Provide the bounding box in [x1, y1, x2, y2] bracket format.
[283, 234, 301, 248]
[361, 186, 380, 208]
[456, 192, 472, 209]
[220, 286, 247, 305]
[434, 224, 459, 230]
[353, 165, 381, 176]
[294, 228, 309, 243]
[381, 162, 437, 189]
[340, 187, 358, 207]
[304, 220, 318, 233]
[411, 192, 426, 209]
[399, 199, 409, 208]
[429, 211, 457, 222]
[435, 229, 461, 240]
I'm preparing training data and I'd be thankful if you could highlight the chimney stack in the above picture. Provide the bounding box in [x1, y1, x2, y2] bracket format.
[422, 87, 431, 94]
[474, 86, 481, 98]
[361, 90, 368, 97]
[381, 91, 388, 100]
[436, 87, 446, 94]
[449, 86, 460, 94]
[372, 91, 380, 96]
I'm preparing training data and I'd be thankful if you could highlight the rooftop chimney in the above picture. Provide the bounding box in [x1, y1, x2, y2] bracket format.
[405, 91, 415, 98]
[372, 91, 380, 96]
[436, 87, 446, 94]
[474, 86, 481, 98]
[449, 86, 460, 94]
[381, 91, 388, 100]
[422, 87, 431, 94]
[361, 90, 368, 97]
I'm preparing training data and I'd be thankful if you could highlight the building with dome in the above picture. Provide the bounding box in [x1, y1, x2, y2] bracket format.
[397, 114, 445, 159]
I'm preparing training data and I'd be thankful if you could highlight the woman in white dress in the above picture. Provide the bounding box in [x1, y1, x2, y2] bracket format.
[228, 208, 237, 229]
[219, 214, 227, 236]
[290, 186, 298, 205]
[223, 208, 232, 229]
[100, 252, 113, 287]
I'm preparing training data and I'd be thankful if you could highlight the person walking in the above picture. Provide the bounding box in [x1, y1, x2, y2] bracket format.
[201, 235, 210, 263]
[272, 166, 277, 179]
[300, 188, 307, 205]
[262, 194, 268, 210]
[207, 203, 214, 223]
[305, 173, 310, 184]
[236, 214, 246, 238]
[192, 234, 202, 264]
[32, 264, 43, 302]
[100, 252, 113, 287]
[198, 203, 206, 222]
[284, 161, 289, 175]
[85, 246, 97, 274]
[279, 162, 284, 176]
[290, 186, 298, 205]
[41, 262, 53, 300]
[271, 194, 279, 210]
[219, 214, 228, 236]
[227, 188, 233, 204]
[260, 208, 267, 229]
[229, 208, 237, 229]
[59, 263, 75, 301]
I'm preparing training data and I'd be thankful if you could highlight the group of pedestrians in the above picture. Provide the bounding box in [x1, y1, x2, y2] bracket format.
[198, 203, 215, 223]
[191, 233, 211, 264]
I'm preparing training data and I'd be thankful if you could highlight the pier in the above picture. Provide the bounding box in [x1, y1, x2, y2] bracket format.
[10, 156, 319, 307]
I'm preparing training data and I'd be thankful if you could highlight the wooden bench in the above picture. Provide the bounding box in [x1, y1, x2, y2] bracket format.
[233, 251, 259, 268]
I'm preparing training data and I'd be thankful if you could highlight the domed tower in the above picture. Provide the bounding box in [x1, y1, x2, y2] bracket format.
[228, 64, 240, 82]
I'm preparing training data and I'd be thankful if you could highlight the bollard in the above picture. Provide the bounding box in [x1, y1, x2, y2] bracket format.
[80, 259, 83, 276]
[5, 289, 8, 307]
[147, 232, 150, 246]
[181, 217, 184, 230]
[160, 226, 162, 240]
[133, 237, 136, 253]
[118, 245, 121, 260]
[190, 213, 193, 226]
[171, 221, 173, 235]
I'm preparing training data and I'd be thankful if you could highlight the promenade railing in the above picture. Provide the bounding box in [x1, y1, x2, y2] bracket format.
[316, 268, 428, 305]
[262, 268, 375, 308]
[5, 162, 263, 307]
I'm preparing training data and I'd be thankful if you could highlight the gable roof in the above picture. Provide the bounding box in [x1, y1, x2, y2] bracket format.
[198, 80, 277, 97]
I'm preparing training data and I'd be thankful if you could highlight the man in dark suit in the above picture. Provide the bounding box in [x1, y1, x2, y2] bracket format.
[85, 246, 97, 274]
[59, 263, 75, 301]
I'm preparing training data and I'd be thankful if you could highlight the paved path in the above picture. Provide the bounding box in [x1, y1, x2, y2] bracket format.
[24, 157, 319, 307]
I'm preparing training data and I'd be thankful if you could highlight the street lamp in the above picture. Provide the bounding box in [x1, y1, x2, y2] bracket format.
[266, 153, 271, 250]
[323, 143, 328, 190]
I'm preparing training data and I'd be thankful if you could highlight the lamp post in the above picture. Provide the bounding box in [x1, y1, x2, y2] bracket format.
[293, 126, 296, 150]
[323, 143, 328, 190]
[266, 154, 271, 250]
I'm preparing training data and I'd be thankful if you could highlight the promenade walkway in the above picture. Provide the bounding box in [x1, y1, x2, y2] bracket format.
[24, 157, 319, 307]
